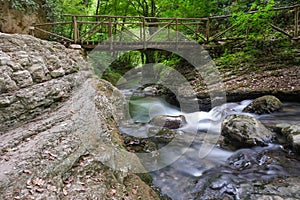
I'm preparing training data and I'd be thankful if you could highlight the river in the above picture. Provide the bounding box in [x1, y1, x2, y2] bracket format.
[116, 79, 300, 199]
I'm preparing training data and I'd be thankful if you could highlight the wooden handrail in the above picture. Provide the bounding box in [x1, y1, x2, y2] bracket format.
[30, 4, 300, 50]
[34, 22, 72, 26]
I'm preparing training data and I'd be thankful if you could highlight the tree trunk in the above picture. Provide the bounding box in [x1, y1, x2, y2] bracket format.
[95, 0, 101, 16]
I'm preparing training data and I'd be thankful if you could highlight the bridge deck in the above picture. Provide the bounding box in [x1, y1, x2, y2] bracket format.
[81, 41, 200, 51]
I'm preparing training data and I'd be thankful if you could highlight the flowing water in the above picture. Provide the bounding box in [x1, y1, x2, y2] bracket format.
[117, 82, 300, 199]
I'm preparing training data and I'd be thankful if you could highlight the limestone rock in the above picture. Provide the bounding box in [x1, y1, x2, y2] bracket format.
[0, 33, 90, 129]
[50, 67, 65, 78]
[221, 114, 276, 149]
[0, 73, 18, 92]
[243, 95, 283, 114]
[150, 115, 187, 129]
[28, 63, 50, 82]
[0, 78, 159, 200]
[0, 33, 160, 199]
[12, 70, 33, 87]
[69, 44, 82, 49]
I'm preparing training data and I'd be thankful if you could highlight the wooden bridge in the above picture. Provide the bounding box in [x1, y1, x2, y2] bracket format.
[30, 4, 300, 51]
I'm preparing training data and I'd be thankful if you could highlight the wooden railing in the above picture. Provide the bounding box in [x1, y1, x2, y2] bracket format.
[30, 4, 300, 50]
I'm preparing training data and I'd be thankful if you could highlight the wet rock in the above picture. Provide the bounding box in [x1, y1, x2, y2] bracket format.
[150, 115, 187, 129]
[192, 147, 300, 200]
[143, 85, 158, 96]
[282, 125, 300, 154]
[148, 126, 175, 137]
[243, 95, 283, 114]
[148, 127, 178, 143]
[221, 114, 276, 149]
[123, 136, 148, 152]
[282, 125, 300, 138]
[289, 135, 300, 154]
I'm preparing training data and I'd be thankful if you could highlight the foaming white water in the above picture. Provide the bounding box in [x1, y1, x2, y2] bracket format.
[124, 96, 300, 200]
[126, 96, 253, 141]
[181, 101, 252, 135]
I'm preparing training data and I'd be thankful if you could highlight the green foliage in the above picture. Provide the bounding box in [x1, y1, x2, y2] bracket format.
[216, 51, 256, 70]
[7, 0, 63, 20]
[101, 68, 123, 85]
[230, 0, 276, 39]
[7, 0, 38, 12]
[161, 56, 181, 68]
[110, 51, 142, 74]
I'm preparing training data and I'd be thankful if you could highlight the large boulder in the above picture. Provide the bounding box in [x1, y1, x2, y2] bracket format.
[243, 95, 283, 114]
[150, 115, 187, 129]
[221, 114, 276, 149]
[0, 33, 160, 199]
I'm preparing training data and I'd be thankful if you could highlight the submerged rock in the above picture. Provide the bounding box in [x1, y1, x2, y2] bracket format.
[221, 114, 276, 149]
[150, 115, 187, 129]
[243, 95, 283, 114]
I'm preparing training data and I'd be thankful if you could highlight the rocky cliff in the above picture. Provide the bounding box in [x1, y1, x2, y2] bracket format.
[0, 1, 47, 35]
[0, 33, 160, 199]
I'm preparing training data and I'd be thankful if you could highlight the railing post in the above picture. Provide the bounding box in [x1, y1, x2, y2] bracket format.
[295, 7, 299, 37]
[140, 17, 143, 43]
[143, 17, 146, 49]
[108, 17, 113, 50]
[176, 18, 179, 49]
[72, 16, 79, 43]
[206, 18, 210, 43]
[196, 23, 199, 41]
[29, 26, 35, 37]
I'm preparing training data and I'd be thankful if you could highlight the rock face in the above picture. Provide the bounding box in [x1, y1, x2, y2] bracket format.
[0, 1, 47, 36]
[0, 33, 89, 130]
[221, 114, 276, 149]
[0, 33, 160, 199]
[150, 115, 187, 129]
[243, 95, 283, 114]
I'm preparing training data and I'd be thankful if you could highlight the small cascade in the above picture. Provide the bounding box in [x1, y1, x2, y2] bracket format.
[117, 83, 300, 200]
